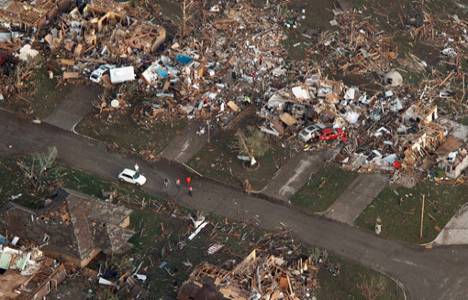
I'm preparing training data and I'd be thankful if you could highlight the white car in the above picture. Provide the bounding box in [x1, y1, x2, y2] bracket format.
[118, 168, 147, 186]
[298, 124, 326, 143]
[89, 64, 115, 83]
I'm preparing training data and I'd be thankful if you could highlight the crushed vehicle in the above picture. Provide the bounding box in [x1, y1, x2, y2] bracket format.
[90, 64, 116, 83]
[319, 128, 348, 143]
[298, 123, 326, 143]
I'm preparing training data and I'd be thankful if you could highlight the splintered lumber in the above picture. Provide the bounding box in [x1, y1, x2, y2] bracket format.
[63, 71, 80, 79]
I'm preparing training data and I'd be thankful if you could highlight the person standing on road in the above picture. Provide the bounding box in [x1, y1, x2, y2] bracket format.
[186, 176, 192, 186]
[188, 186, 193, 197]
[164, 178, 169, 188]
[176, 178, 181, 189]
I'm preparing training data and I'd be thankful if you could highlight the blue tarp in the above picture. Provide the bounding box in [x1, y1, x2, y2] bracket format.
[175, 54, 193, 65]
[0, 234, 6, 245]
[156, 67, 169, 79]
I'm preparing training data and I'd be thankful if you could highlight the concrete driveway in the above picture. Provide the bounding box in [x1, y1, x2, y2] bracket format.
[43, 85, 101, 131]
[434, 203, 468, 246]
[325, 173, 388, 225]
[262, 151, 332, 202]
[160, 120, 208, 163]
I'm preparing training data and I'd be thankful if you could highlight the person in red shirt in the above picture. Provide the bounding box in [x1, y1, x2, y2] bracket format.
[185, 176, 192, 186]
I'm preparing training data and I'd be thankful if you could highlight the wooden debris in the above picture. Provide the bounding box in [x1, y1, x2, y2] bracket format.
[62, 71, 80, 79]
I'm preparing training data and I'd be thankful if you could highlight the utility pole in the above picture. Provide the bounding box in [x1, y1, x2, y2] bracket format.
[419, 194, 425, 240]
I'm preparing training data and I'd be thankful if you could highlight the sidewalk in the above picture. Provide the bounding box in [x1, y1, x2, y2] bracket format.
[324, 173, 388, 225]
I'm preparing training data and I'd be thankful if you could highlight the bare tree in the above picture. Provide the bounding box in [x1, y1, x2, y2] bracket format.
[180, 0, 197, 36]
[18, 146, 58, 193]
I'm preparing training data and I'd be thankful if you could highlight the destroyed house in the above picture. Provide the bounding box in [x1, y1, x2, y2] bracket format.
[43, 0, 166, 60]
[0, 247, 66, 300]
[402, 122, 446, 169]
[403, 103, 438, 124]
[436, 137, 468, 178]
[0, 0, 72, 30]
[178, 249, 319, 300]
[14, 258, 67, 300]
[0, 189, 134, 267]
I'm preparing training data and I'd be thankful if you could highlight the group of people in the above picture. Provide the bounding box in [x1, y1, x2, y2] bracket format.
[164, 176, 193, 197]
[135, 163, 194, 197]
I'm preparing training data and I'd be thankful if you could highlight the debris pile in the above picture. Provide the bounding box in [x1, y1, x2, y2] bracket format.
[313, 11, 398, 76]
[0, 0, 72, 30]
[178, 248, 319, 300]
[131, 2, 288, 125]
[0, 242, 67, 299]
[44, 0, 165, 61]
[436, 136, 468, 179]
[258, 70, 450, 178]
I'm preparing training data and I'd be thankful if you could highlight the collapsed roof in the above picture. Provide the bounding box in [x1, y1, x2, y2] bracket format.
[0, 189, 134, 265]
[0, 0, 72, 29]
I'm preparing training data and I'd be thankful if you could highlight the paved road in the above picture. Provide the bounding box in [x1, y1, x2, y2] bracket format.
[325, 173, 388, 225]
[2, 110, 468, 300]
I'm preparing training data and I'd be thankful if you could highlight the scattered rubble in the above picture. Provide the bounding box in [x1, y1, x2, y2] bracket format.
[0, 245, 66, 299]
[178, 248, 319, 300]
[1, 0, 466, 183]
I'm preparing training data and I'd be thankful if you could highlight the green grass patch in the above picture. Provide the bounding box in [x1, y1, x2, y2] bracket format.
[356, 181, 468, 243]
[0, 156, 161, 209]
[318, 254, 403, 300]
[458, 116, 468, 126]
[127, 208, 260, 298]
[76, 113, 186, 154]
[7, 56, 72, 119]
[0, 158, 47, 209]
[29, 63, 71, 119]
[283, 0, 333, 61]
[292, 166, 356, 213]
[188, 131, 291, 190]
[352, 0, 369, 8]
[60, 168, 110, 198]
